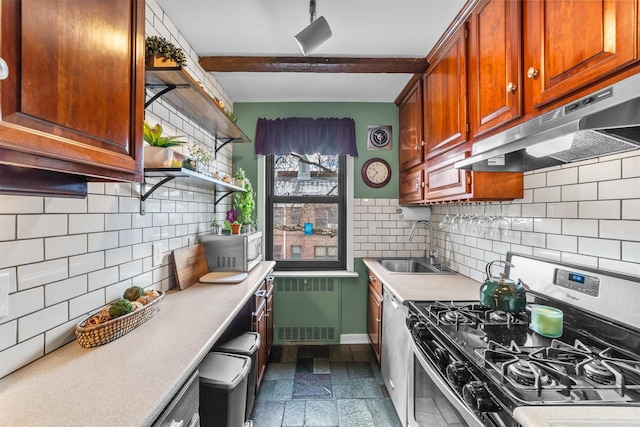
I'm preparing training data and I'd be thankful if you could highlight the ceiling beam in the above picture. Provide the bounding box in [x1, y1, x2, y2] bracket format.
[198, 56, 429, 74]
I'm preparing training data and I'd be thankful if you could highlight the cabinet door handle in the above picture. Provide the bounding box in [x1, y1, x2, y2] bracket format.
[506, 82, 517, 94]
[0, 58, 8, 80]
[527, 67, 539, 79]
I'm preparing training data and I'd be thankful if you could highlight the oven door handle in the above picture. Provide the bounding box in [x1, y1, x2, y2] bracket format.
[410, 338, 484, 427]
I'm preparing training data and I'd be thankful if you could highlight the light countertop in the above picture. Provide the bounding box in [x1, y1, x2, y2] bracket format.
[362, 257, 481, 303]
[0, 261, 275, 427]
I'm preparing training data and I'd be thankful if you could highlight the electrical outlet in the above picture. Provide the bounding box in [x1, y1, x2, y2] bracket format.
[152, 243, 162, 267]
[0, 273, 9, 319]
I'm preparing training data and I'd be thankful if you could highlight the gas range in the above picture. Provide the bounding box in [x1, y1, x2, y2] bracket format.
[406, 253, 640, 427]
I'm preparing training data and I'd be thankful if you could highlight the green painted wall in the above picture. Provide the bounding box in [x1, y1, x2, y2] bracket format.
[232, 102, 398, 338]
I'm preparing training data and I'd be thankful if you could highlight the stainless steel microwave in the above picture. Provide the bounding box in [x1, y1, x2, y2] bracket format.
[200, 231, 263, 272]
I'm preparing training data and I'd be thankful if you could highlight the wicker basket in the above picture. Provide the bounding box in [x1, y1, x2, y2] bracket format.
[75, 291, 165, 348]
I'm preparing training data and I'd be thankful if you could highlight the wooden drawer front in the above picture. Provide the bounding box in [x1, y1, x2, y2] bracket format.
[399, 167, 424, 204]
[367, 270, 383, 297]
[425, 150, 471, 201]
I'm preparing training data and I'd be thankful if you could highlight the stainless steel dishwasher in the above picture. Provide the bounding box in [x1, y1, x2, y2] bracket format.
[381, 288, 410, 426]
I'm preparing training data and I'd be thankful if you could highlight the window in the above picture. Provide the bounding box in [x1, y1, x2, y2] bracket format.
[266, 153, 346, 270]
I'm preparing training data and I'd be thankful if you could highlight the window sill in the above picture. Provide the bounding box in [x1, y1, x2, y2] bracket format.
[272, 270, 359, 278]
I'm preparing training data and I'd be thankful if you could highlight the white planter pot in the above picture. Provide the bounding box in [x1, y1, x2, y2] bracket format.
[144, 146, 174, 168]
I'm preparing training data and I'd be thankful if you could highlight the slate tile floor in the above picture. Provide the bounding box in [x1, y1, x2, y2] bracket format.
[249, 344, 402, 427]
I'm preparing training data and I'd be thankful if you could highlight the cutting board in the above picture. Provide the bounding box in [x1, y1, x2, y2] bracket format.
[172, 244, 209, 290]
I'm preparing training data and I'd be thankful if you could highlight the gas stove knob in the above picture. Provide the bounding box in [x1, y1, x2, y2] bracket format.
[446, 361, 470, 388]
[406, 314, 420, 329]
[433, 345, 449, 371]
[462, 381, 498, 413]
[412, 321, 430, 340]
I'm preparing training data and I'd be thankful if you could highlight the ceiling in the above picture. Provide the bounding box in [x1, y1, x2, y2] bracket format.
[156, 0, 467, 103]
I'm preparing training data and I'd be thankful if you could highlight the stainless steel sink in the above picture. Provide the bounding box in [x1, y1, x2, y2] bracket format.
[375, 258, 456, 274]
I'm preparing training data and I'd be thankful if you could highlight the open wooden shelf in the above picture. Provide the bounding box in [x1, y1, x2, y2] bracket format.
[145, 67, 251, 145]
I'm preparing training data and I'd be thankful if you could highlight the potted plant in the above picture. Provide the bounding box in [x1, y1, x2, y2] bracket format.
[233, 167, 246, 187]
[145, 35, 187, 68]
[224, 208, 242, 234]
[234, 177, 256, 232]
[143, 121, 186, 168]
[210, 217, 222, 235]
[188, 143, 214, 176]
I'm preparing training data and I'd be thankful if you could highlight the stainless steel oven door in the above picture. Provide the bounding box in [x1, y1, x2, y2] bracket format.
[407, 338, 482, 427]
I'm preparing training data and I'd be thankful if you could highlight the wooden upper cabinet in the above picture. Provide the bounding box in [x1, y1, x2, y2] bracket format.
[0, 0, 145, 183]
[524, 0, 640, 109]
[468, 0, 523, 137]
[398, 80, 424, 171]
[399, 166, 424, 205]
[423, 24, 469, 160]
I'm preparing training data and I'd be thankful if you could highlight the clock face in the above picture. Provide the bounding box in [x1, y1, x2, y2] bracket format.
[362, 158, 392, 188]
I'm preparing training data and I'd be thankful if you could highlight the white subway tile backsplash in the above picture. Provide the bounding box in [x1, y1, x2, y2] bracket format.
[521, 203, 546, 218]
[533, 218, 562, 234]
[45, 318, 79, 354]
[69, 290, 105, 320]
[18, 259, 68, 291]
[88, 194, 118, 213]
[0, 215, 16, 241]
[578, 201, 620, 219]
[69, 252, 105, 277]
[105, 213, 132, 231]
[0, 335, 43, 379]
[601, 220, 640, 242]
[88, 231, 119, 252]
[547, 202, 577, 218]
[45, 276, 87, 307]
[119, 229, 143, 247]
[622, 200, 640, 220]
[45, 235, 87, 259]
[17, 214, 67, 239]
[18, 302, 68, 341]
[0, 321, 16, 351]
[561, 252, 598, 268]
[562, 219, 598, 237]
[547, 168, 577, 186]
[44, 197, 87, 214]
[599, 177, 640, 200]
[622, 155, 640, 178]
[5, 288, 44, 323]
[0, 239, 44, 270]
[579, 237, 620, 259]
[119, 260, 143, 281]
[524, 173, 546, 189]
[579, 160, 621, 183]
[68, 214, 104, 235]
[622, 242, 640, 263]
[533, 186, 561, 203]
[0, 195, 43, 214]
[561, 183, 598, 202]
[88, 267, 119, 292]
[547, 234, 577, 253]
[105, 247, 132, 268]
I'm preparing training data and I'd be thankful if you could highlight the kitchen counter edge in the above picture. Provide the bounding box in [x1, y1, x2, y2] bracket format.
[0, 261, 276, 427]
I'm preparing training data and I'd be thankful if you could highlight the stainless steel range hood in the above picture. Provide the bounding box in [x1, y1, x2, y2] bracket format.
[455, 73, 640, 172]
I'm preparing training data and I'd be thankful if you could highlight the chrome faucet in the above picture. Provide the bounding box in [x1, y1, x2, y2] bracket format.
[409, 220, 437, 264]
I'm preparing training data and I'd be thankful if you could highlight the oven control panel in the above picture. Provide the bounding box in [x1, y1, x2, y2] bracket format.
[554, 268, 600, 297]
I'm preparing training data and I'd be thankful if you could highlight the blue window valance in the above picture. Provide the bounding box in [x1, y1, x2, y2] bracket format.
[255, 117, 358, 156]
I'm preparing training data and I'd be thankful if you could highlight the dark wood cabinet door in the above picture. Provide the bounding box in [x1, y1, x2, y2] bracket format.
[424, 148, 471, 201]
[0, 0, 145, 182]
[524, 0, 639, 109]
[265, 278, 274, 360]
[423, 25, 468, 160]
[252, 293, 268, 388]
[399, 166, 424, 204]
[469, 0, 523, 137]
[367, 282, 382, 364]
[399, 81, 423, 171]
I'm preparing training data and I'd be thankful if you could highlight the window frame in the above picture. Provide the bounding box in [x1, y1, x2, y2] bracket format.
[265, 154, 347, 271]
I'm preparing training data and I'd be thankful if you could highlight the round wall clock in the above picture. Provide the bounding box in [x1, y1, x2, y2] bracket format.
[361, 158, 392, 188]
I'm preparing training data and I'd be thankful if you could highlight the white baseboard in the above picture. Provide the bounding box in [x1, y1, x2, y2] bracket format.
[340, 334, 369, 344]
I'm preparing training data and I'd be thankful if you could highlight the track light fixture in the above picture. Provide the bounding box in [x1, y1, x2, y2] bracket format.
[294, 0, 332, 56]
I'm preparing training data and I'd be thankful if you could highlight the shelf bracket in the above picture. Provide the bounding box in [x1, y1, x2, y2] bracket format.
[214, 190, 235, 206]
[139, 176, 176, 215]
[144, 83, 191, 109]
[215, 137, 241, 155]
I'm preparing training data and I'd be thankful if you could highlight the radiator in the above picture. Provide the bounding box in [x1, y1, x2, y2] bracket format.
[274, 277, 340, 344]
